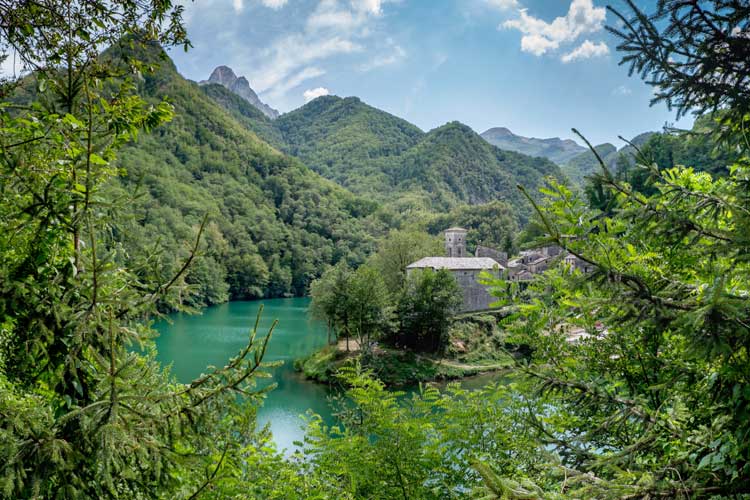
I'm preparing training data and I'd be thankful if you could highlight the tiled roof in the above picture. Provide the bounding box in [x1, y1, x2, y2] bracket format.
[406, 257, 503, 270]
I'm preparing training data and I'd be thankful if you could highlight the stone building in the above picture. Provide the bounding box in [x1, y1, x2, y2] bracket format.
[507, 244, 593, 281]
[444, 227, 468, 257]
[407, 228, 503, 312]
[474, 245, 508, 266]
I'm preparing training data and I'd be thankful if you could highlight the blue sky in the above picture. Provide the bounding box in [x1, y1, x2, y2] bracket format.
[170, 0, 693, 145]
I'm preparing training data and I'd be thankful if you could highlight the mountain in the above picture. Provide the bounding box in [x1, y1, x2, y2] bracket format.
[275, 95, 424, 195]
[274, 96, 564, 213]
[561, 133, 657, 186]
[102, 43, 374, 306]
[480, 127, 587, 165]
[391, 122, 563, 210]
[561, 143, 618, 185]
[201, 65, 279, 119]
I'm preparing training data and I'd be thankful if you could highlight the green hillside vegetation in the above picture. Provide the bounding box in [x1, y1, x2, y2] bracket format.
[199, 82, 287, 150]
[270, 96, 564, 213]
[103, 43, 376, 306]
[275, 95, 424, 195]
[561, 142, 618, 186]
[392, 121, 563, 212]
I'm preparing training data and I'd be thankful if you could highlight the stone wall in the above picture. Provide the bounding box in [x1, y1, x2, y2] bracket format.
[451, 269, 499, 312]
[474, 245, 508, 265]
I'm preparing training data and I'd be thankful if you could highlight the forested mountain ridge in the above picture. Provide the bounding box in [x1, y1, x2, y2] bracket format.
[275, 95, 425, 194]
[200, 82, 286, 149]
[103, 43, 376, 306]
[268, 95, 565, 211]
[391, 121, 564, 211]
[480, 126, 587, 165]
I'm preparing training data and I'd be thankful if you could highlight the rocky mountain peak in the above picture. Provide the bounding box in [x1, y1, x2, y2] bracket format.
[486, 126, 513, 137]
[207, 65, 238, 87]
[202, 65, 280, 119]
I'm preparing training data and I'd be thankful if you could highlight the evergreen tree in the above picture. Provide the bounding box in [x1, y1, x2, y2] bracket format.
[0, 3, 281, 497]
[608, 0, 750, 146]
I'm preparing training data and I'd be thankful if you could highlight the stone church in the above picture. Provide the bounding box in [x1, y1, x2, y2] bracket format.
[406, 228, 503, 312]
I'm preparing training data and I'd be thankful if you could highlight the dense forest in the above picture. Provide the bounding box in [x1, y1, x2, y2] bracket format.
[2, 0, 750, 499]
[104, 43, 380, 305]
[95, 43, 563, 307]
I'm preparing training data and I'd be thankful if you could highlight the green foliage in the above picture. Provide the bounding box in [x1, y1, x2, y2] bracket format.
[365, 228, 443, 292]
[608, 0, 750, 136]
[0, 4, 299, 498]
[393, 122, 563, 215]
[200, 83, 287, 150]
[304, 365, 547, 499]
[273, 96, 563, 221]
[275, 95, 423, 194]
[396, 269, 463, 353]
[309, 263, 394, 351]
[347, 266, 396, 352]
[562, 142, 618, 187]
[486, 157, 750, 496]
[426, 201, 520, 253]
[445, 314, 510, 364]
[100, 43, 375, 307]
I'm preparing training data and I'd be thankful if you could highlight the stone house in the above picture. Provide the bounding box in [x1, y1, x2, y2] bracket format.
[406, 227, 503, 312]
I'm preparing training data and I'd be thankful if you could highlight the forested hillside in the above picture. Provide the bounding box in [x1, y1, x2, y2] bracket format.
[271, 96, 564, 212]
[105, 44, 376, 306]
[391, 121, 563, 211]
[565, 118, 742, 190]
[275, 95, 424, 194]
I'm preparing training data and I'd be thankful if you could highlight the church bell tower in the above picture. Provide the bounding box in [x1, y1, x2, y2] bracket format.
[444, 227, 468, 258]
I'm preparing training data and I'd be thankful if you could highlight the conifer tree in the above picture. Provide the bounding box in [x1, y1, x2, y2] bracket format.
[479, 1, 750, 496]
[0, 2, 280, 498]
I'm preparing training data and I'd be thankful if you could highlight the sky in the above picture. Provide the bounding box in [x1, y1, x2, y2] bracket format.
[168, 0, 694, 146]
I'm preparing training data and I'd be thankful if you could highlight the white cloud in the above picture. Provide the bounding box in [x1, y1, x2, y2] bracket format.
[253, 35, 361, 93]
[359, 39, 405, 71]
[201, 0, 397, 108]
[265, 67, 327, 99]
[307, 0, 389, 31]
[561, 39, 609, 62]
[304, 87, 331, 102]
[611, 85, 632, 96]
[260, 0, 287, 8]
[485, 0, 519, 11]
[353, 0, 383, 15]
[251, 0, 394, 103]
[503, 0, 606, 56]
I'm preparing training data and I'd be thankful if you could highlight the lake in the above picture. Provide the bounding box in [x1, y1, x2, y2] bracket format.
[153, 297, 334, 452]
[154, 297, 506, 452]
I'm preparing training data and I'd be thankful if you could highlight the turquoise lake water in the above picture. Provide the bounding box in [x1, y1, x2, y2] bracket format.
[153, 297, 334, 452]
[153, 296, 505, 452]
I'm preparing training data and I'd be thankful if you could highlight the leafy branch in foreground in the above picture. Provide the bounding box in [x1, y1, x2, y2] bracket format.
[0, 2, 291, 498]
[608, 0, 750, 147]
[484, 146, 750, 497]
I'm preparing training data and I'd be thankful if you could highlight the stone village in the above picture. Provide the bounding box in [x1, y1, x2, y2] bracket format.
[406, 227, 593, 312]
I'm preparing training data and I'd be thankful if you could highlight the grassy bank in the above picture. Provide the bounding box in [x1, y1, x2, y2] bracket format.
[294, 313, 518, 387]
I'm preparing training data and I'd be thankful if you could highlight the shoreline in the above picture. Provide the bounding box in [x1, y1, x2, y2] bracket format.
[294, 341, 517, 388]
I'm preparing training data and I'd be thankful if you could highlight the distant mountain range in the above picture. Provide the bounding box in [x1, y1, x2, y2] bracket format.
[480, 126, 660, 186]
[560, 132, 656, 185]
[200, 65, 279, 119]
[480, 127, 587, 165]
